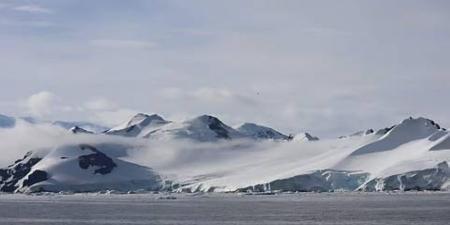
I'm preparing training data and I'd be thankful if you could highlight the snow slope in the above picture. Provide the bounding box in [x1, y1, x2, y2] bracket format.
[12, 144, 162, 193]
[106, 113, 170, 137]
[140, 115, 246, 142]
[293, 132, 319, 141]
[236, 123, 289, 140]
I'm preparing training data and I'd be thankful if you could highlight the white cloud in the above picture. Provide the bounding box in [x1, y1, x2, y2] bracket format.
[90, 108, 138, 126]
[159, 87, 258, 106]
[25, 91, 57, 117]
[84, 98, 118, 111]
[81, 97, 138, 126]
[191, 87, 257, 105]
[89, 39, 157, 49]
[13, 5, 53, 14]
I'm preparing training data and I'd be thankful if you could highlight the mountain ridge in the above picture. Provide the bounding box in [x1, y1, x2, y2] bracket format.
[0, 114, 448, 193]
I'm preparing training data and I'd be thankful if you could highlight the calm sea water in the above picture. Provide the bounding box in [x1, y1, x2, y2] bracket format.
[0, 192, 448, 225]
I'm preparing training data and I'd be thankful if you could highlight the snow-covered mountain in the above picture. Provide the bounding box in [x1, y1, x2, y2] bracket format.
[0, 114, 108, 133]
[293, 132, 319, 141]
[0, 115, 449, 193]
[146, 115, 247, 142]
[70, 126, 94, 134]
[53, 121, 109, 133]
[0, 144, 162, 193]
[236, 123, 289, 140]
[106, 113, 170, 137]
[107, 114, 247, 142]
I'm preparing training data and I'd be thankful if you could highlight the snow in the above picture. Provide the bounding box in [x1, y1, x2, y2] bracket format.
[53, 121, 109, 133]
[293, 132, 319, 141]
[106, 113, 170, 137]
[236, 123, 289, 140]
[0, 115, 449, 193]
[143, 115, 246, 142]
[16, 144, 162, 193]
[70, 126, 93, 134]
[350, 117, 443, 156]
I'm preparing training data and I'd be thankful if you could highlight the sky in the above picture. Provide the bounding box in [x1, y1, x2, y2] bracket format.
[0, 0, 449, 137]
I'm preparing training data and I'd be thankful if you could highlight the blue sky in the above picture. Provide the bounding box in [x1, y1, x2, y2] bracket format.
[0, 0, 449, 137]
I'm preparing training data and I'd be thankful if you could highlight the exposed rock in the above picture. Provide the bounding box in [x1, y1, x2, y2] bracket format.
[22, 170, 48, 187]
[0, 152, 43, 192]
[78, 145, 117, 175]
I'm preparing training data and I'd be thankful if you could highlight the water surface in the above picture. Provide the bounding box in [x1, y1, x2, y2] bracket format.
[0, 192, 448, 225]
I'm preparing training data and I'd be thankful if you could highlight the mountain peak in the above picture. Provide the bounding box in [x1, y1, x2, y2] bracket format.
[398, 116, 442, 130]
[106, 113, 170, 137]
[127, 113, 166, 127]
[351, 116, 446, 156]
[237, 123, 289, 140]
[70, 126, 93, 134]
[294, 132, 319, 141]
[176, 115, 244, 141]
[191, 114, 221, 123]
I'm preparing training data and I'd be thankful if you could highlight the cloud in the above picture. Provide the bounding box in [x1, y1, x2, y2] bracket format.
[90, 108, 138, 126]
[191, 88, 257, 105]
[160, 87, 258, 106]
[82, 97, 138, 126]
[25, 91, 58, 117]
[84, 98, 118, 111]
[1, 1, 449, 137]
[13, 5, 53, 14]
[89, 39, 157, 49]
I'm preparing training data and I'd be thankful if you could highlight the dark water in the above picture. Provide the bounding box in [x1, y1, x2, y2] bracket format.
[0, 192, 448, 225]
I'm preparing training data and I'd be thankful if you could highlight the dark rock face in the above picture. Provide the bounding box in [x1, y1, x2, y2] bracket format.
[200, 115, 230, 139]
[70, 126, 93, 134]
[78, 145, 117, 175]
[0, 152, 43, 192]
[22, 170, 48, 187]
[375, 126, 395, 135]
[208, 121, 230, 139]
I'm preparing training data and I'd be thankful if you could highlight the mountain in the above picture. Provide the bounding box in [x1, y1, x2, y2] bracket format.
[53, 121, 109, 133]
[350, 117, 444, 156]
[0, 144, 162, 193]
[70, 126, 94, 134]
[145, 115, 246, 142]
[293, 132, 319, 141]
[105, 113, 170, 137]
[237, 123, 289, 140]
[108, 114, 290, 142]
[0, 115, 449, 193]
[0, 114, 15, 128]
